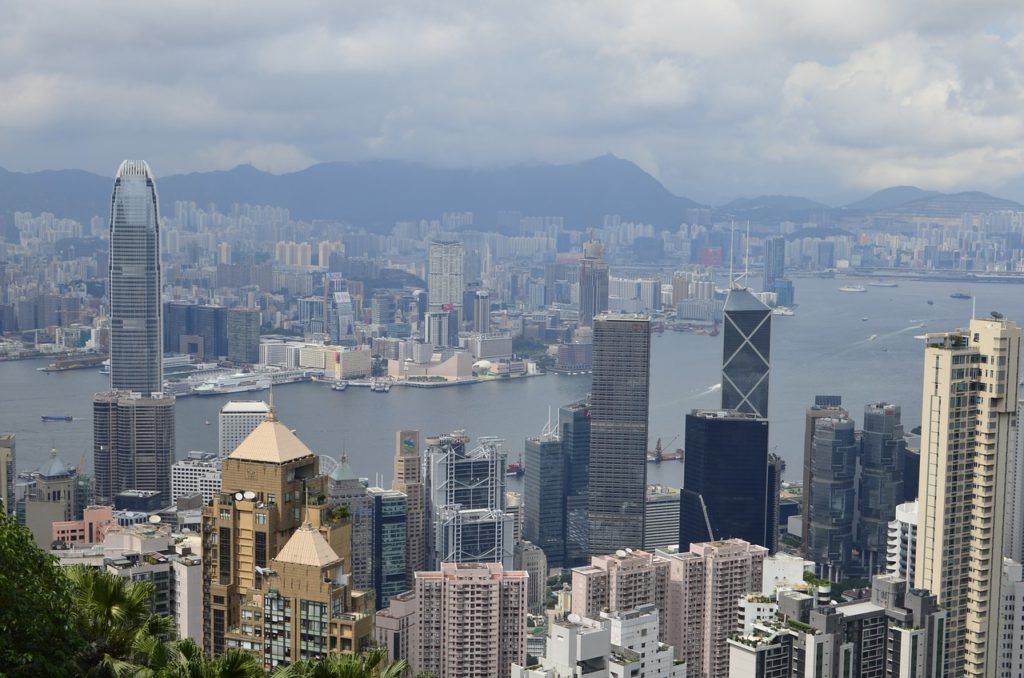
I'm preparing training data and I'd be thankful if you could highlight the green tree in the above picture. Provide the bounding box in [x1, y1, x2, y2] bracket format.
[272, 646, 409, 678]
[66, 565, 177, 676]
[0, 507, 82, 676]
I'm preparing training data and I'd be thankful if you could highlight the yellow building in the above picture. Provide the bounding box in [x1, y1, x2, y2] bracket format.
[202, 405, 372, 662]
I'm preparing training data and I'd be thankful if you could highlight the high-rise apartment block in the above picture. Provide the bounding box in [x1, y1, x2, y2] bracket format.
[886, 500, 918, 581]
[428, 240, 465, 324]
[1007, 402, 1024, 563]
[201, 408, 372, 657]
[0, 433, 14, 514]
[762, 236, 786, 290]
[410, 562, 528, 678]
[327, 456, 373, 592]
[367, 486, 407, 610]
[680, 410, 773, 551]
[915, 318, 1020, 676]
[644, 485, 681, 550]
[721, 288, 771, 418]
[108, 160, 163, 395]
[218, 400, 269, 457]
[588, 314, 650, 555]
[1001, 558, 1024, 678]
[170, 451, 222, 503]
[729, 574, 946, 678]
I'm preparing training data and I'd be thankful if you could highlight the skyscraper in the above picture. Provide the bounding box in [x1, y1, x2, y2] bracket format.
[523, 421, 566, 567]
[578, 240, 609, 327]
[800, 395, 847, 553]
[857, 402, 906, 574]
[428, 240, 465, 324]
[915, 318, 1021, 677]
[392, 430, 426, 584]
[560, 398, 591, 566]
[226, 308, 260, 364]
[806, 415, 857, 581]
[95, 161, 176, 504]
[763, 235, 786, 290]
[679, 410, 772, 550]
[587, 314, 650, 554]
[472, 290, 491, 334]
[218, 400, 269, 457]
[0, 433, 14, 514]
[721, 288, 771, 418]
[108, 160, 163, 394]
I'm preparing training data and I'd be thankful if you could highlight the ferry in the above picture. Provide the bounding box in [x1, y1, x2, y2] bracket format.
[838, 285, 867, 293]
[867, 281, 899, 288]
[41, 415, 73, 422]
[331, 381, 348, 392]
[771, 306, 795, 316]
[192, 373, 272, 396]
[370, 380, 391, 393]
[950, 290, 972, 300]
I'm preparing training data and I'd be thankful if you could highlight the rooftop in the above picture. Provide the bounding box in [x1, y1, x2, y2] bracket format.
[227, 411, 316, 464]
[273, 523, 341, 568]
[221, 400, 270, 414]
[725, 287, 770, 312]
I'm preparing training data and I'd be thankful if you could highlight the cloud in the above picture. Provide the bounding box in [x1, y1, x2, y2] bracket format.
[1, 1, 1023, 203]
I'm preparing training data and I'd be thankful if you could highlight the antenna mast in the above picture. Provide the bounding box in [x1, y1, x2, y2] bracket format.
[743, 220, 751, 288]
[728, 221, 736, 289]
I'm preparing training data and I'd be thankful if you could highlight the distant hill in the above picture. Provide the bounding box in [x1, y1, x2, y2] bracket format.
[843, 186, 941, 212]
[717, 195, 831, 224]
[0, 155, 702, 232]
[885, 191, 1024, 218]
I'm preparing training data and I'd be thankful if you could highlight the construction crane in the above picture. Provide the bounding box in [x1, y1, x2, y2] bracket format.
[650, 434, 680, 463]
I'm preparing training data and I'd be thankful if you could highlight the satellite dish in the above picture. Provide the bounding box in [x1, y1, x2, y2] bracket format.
[567, 613, 581, 624]
[616, 549, 627, 557]
[243, 490, 256, 500]
[235, 492, 244, 501]
[992, 311, 1004, 319]
[148, 515, 161, 524]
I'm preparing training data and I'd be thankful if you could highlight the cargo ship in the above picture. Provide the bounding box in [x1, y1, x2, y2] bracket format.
[950, 290, 972, 299]
[41, 415, 73, 422]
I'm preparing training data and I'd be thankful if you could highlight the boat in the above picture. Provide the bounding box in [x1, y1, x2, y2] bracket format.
[950, 290, 972, 300]
[204, 421, 211, 425]
[370, 380, 391, 393]
[41, 415, 73, 422]
[868, 281, 899, 288]
[839, 285, 867, 293]
[771, 306, 795, 316]
[506, 462, 524, 477]
[861, 317, 869, 322]
[192, 372, 272, 395]
[868, 334, 878, 341]
[926, 300, 934, 305]
[331, 381, 348, 392]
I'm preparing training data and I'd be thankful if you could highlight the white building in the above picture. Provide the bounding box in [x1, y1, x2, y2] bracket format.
[887, 500, 918, 581]
[428, 240, 465, 321]
[170, 451, 222, 503]
[218, 400, 269, 457]
[1001, 558, 1024, 678]
[259, 339, 304, 367]
[643, 485, 680, 550]
[1006, 404, 1024, 563]
[760, 552, 814, 597]
[604, 605, 686, 678]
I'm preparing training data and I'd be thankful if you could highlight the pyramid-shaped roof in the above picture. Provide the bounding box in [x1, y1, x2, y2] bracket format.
[329, 454, 356, 482]
[725, 287, 770, 312]
[274, 523, 342, 568]
[38, 448, 73, 479]
[227, 410, 315, 464]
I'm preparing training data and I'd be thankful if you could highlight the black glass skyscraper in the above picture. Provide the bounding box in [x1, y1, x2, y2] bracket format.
[679, 410, 771, 549]
[807, 415, 858, 580]
[108, 160, 163, 393]
[560, 398, 591, 566]
[523, 431, 565, 566]
[587, 314, 650, 554]
[721, 288, 771, 418]
[857, 402, 906, 573]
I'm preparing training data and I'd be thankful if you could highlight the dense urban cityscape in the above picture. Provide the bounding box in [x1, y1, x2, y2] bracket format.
[7, 4, 1024, 678]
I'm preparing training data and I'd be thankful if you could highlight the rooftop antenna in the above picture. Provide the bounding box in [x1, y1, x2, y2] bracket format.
[728, 221, 736, 289]
[971, 294, 976, 322]
[266, 383, 276, 421]
[541, 405, 556, 438]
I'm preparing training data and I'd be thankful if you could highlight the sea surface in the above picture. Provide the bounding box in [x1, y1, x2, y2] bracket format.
[3, 277, 1022, 490]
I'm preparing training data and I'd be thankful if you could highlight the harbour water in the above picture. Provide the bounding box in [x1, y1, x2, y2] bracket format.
[3, 277, 1022, 489]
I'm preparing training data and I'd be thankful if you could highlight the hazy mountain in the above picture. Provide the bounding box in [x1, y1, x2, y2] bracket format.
[0, 155, 701, 231]
[717, 195, 831, 223]
[843, 186, 941, 211]
[885, 191, 1024, 217]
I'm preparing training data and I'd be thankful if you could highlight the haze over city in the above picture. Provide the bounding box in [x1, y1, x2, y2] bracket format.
[5, 1, 1024, 203]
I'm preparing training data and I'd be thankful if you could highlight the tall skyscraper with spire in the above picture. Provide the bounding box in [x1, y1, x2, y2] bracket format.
[108, 160, 163, 394]
[915, 317, 1020, 677]
[94, 161, 174, 503]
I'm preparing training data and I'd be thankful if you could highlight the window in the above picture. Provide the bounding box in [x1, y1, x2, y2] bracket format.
[256, 513, 267, 525]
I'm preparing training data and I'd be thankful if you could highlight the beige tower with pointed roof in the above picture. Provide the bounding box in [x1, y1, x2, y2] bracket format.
[223, 522, 373, 667]
[202, 405, 366, 657]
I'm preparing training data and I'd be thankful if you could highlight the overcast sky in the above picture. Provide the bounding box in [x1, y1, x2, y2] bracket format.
[3, 1, 1024, 204]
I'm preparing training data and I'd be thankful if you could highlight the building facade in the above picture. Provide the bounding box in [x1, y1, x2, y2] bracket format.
[914, 318, 1020, 676]
[0, 433, 14, 514]
[226, 308, 260, 364]
[578, 240, 609, 327]
[108, 160, 163, 395]
[93, 391, 175, 504]
[588, 314, 651, 555]
[428, 241, 465, 325]
[801, 396, 847, 553]
[218, 400, 269, 457]
[857, 402, 907, 574]
[720, 288, 771, 418]
[680, 410, 772, 551]
[806, 415, 858, 580]
[392, 430, 426, 584]
[170, 451, 222, 503]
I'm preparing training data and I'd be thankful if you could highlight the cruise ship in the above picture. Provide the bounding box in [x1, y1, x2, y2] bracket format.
[192, 373, 272, 396]
[838, 285, 867, 293]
